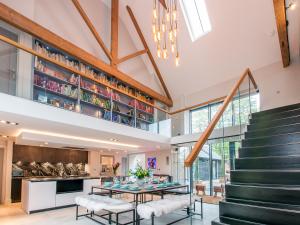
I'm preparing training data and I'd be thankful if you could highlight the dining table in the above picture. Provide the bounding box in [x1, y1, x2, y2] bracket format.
[91, 184, 190, 224]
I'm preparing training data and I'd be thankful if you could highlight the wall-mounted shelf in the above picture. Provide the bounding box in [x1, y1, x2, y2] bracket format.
[32, 39, 163, 130]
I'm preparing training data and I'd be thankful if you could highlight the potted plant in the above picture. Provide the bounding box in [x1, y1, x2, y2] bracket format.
[129, 164, 150, 186]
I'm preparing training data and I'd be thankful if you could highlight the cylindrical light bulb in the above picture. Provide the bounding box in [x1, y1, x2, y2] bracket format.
[169, 30, 173, 41]
[171, 43, 175, 53]
[157, 31, 161, 41]
[152, 24, 156, 34]
[166, 12, 170, 22]
[175, 52, 180, 67]
[153, 9, 157, 19]
[157, 46, 162, 58]
[162, 23, 166, 33]
[154, 33, 158, 42]
[163, 48, 168, 59]
[173, 10, 177, 20]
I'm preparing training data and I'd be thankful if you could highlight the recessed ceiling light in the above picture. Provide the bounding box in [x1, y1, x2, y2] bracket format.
[17, 129, 139, 148]
[0, 120, 18, 125]
[109, 138, 118, 142]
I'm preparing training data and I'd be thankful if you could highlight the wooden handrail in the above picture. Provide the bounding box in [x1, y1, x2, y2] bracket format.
[184, 68, 257, 167]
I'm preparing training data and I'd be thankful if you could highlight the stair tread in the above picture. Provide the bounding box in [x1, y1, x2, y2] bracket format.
[236, 155, 300, 160]
[222, 200, 300, 213]
[252, 103, 300, 116]
[247, 123, 300, 133]
[219, 216, 266, 225]
[240, 142, 300, 149]
[227, 183, 300, 190]
[225, 197, 300, 211]
[232, 169, 300, 172]
[244, 131, 300, 141]
[253, 107, 300, 118]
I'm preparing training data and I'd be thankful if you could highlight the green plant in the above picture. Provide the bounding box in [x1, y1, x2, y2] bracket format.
[129, 164, 150, 179]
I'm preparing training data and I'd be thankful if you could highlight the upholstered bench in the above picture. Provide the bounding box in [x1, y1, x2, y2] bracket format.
[75, 195, 135, 225]
[136, 195, 195, 225]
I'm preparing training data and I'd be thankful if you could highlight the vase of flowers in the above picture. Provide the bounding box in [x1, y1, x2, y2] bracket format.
[129, 164, 150, 187]
[112, 162, 120, 176]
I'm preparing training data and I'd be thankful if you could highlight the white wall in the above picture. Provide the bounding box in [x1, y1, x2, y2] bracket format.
[0, 147, 4, 203]
[128, 153, 145, 171]
[0, 0, 163, 94]
[1, 139, 13, 204]
[171, 58, 300, 135]
[145, 150, 171, 175]
[88, 150, 127, 177]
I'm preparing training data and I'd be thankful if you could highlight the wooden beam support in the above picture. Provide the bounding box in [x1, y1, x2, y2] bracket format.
[71, 0, 112, 61]
[159, 0, 168, 9]
[111, 0, 119, 67]
[117, 49, 148, 64]
[273, 0, 290, 67]
[0, 3, 172, 106]
[126, 5, 172, 102]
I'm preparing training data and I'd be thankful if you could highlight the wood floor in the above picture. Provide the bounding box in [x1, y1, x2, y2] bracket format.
[0, 203, 218, 225]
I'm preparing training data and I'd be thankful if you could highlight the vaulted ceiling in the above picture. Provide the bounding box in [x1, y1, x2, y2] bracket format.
[117, 0, 300, 101]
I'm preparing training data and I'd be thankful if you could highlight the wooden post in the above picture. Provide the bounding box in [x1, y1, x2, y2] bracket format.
[273, 0, 290, 67]
[72, 0, 112, 61]
[111, 0, 119, 67]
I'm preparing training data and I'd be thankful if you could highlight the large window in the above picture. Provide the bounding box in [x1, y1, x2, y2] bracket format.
[190, 93, 260, 134]
[172, 137, 241, 196]
[0, 26, 18, 95]
[180, 0, 211, 42]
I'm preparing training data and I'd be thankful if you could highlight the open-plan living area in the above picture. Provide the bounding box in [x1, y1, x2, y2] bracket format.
[0, 0, 300, 224]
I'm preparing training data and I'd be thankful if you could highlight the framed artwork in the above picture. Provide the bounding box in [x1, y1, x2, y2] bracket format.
[147, 157, 157, 169]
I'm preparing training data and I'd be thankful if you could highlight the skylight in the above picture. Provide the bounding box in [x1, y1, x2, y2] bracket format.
[179, 0, 211, 42]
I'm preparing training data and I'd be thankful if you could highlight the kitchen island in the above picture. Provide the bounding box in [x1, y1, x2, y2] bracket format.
[21, 176, 100, 214]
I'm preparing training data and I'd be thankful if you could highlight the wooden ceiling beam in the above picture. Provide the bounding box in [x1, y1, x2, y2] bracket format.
[126, 5, 172, 102]
[111, 0, 119, 67]
[159, 0, 168, 9]
[0, 2, 172, 106]
[71, 0, 112, 61]
[273, 0, 290, 67]
[117, 49, 148, 64]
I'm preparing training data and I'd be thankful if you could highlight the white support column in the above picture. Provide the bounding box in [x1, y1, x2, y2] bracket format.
[16, 32, 33, 99]
[1, 139, 13, 204]
[87, 151, 101, 177]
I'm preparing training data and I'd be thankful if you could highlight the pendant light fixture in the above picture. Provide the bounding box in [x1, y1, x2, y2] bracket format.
[152, 0, 180, 66]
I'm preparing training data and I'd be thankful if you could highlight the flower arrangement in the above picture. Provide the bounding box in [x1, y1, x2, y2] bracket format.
[129, 164, 150, 179]
[112, 162, 120, 175]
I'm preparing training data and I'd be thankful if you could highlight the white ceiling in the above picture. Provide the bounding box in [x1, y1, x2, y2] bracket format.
[118, 0, 300, 101]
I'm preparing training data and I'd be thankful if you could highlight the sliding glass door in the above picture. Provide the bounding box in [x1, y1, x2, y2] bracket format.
[172, 137, 241, 199]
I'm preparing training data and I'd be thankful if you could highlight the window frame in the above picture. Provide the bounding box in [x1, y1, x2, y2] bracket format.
[179, 0, 212, 42]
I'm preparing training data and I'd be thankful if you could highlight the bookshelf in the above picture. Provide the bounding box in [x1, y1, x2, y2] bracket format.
[32, 39, 159, 130]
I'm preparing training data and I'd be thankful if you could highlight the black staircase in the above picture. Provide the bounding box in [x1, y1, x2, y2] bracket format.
[212, 103, 300, 225]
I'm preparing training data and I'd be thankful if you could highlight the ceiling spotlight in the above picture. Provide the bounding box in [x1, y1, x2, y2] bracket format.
[0, 120, 18, 125]
[286, 1, 296, 10]
[109, 138, 118, 142]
